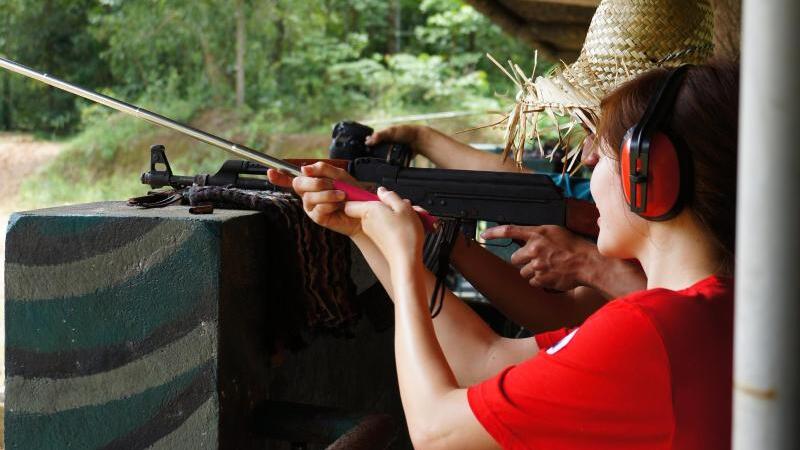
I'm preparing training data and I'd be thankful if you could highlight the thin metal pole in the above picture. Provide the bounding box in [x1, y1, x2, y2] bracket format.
[734, 0, 800, 448]
[0, 56, 300, 176]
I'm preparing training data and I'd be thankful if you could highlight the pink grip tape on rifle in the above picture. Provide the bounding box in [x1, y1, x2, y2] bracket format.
[332, 180, 438, 232]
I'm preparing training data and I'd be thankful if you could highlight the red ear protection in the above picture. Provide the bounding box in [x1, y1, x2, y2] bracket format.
[620, 65, 692, 221]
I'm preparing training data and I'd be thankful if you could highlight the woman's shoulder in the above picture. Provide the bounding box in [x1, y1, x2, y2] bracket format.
[613, 275, 733, 311]
[597, 275, 734, 353]
[578, 275, 733, 346]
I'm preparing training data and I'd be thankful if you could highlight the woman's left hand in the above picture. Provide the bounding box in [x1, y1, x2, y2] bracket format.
[344, 187, 425, 268]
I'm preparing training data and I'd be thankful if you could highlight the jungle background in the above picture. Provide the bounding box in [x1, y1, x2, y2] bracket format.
[0, 0, 557, 209]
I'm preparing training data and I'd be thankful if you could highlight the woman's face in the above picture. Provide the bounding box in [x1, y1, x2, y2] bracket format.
[589, 145, 648, 259]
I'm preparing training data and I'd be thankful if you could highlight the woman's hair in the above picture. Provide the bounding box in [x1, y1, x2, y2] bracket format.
[597, 60, 739, 273]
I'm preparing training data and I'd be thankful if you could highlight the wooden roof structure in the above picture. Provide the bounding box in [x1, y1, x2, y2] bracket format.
[465, 0, 740, 63]
[464, 0, 600, 62]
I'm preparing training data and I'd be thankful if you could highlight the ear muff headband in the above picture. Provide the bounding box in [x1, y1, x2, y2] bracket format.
[621, 65, 692, 220]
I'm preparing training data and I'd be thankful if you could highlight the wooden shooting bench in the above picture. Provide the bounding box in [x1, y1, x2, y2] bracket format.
[3, 202, 405, 449]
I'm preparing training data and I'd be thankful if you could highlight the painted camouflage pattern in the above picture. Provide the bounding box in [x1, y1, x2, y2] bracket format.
[3, 202, 408, 449]
[2, 203, 261, 449]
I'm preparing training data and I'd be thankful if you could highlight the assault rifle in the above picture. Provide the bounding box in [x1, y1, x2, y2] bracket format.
[0, 56, 597, 238]
[141, 121, 599, 238]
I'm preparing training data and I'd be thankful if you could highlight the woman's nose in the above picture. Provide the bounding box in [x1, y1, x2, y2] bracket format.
[581, 134, 600, 167]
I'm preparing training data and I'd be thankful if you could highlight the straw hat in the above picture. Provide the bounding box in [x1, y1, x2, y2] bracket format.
[498, 0, 714, 167]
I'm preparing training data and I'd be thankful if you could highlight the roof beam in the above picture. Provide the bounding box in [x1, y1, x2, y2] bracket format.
[516, 0, 600, 6]
[465, 0, 583, 61]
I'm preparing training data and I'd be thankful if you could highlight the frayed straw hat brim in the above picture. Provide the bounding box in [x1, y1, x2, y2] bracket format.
[496, 0, 714, 168]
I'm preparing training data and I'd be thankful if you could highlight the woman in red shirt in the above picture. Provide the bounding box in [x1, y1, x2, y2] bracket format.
[288, 60, 738, 449]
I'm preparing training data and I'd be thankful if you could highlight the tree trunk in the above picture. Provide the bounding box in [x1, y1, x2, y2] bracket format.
[271, 0, 285, 64]
[1, 74, 12, 130]
[1, 4, 11, 130]
[394, 0, 402, 53]
[196, 30, 227, 100]
[387, 0, 397, 53]
[235, 0, 246, 108]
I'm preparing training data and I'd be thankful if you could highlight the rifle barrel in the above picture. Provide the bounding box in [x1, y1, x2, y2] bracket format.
[0, 56, 300, 176]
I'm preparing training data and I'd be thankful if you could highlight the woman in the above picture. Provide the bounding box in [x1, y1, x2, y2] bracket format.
[282, 60, 738, 449]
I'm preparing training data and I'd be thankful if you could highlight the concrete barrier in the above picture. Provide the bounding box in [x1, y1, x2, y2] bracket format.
[3, 202, 402, 449]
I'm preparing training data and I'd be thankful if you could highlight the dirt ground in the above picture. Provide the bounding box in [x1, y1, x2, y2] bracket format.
[0, 133, 65, 440]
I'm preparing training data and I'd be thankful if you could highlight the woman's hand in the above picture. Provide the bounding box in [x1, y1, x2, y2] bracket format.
[273, 162, 363, 237]
[344, 187, 425, 268]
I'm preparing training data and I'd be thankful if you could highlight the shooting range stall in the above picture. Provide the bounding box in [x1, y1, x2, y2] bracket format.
[3, 202, 404, 449]
[4, 0, 800, 449]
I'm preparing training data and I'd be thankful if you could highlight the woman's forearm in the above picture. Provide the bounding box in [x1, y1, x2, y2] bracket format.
[391, 262, 459, 431]
[393, 262, 458, 394]
[451, 235, 606, 332]
[390, 262, 503, 449]
[351, 233, 535, 385]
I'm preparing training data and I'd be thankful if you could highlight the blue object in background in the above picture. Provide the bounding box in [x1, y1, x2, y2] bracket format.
[547, 173, 593, 202]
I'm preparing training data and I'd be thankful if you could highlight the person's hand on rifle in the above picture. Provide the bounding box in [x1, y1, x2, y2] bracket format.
[268, 162, 363, 237]
[481, 224, 646, 299]
[367, 125, 525, 173]
[344, 187, 426, 269]
[365, 124, 430, 157]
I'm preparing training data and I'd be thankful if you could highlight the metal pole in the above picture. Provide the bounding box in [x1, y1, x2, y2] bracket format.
[734, 0, 800, 448]
[0, 56, 300, 176]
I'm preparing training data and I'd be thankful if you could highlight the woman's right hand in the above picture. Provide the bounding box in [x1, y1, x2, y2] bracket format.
[270, 162, 363, 237]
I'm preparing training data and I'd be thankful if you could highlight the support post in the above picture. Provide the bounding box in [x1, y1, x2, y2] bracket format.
[734, 0, 800, 448]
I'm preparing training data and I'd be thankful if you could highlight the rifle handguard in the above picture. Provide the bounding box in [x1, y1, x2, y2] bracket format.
[290, 158, 438, 231]
[285, 158, 350, 171]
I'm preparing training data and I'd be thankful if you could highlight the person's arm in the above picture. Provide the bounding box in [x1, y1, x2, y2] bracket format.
[367, 125, 528, 173]
[351, 232, 537, 387]
[345, 190, 501, 449]
[391, 261, 500, 450]
[451, 234, 608, 332]
[481, 225, 647, 299]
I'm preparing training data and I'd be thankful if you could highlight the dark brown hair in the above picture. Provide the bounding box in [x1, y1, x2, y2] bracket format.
[597, 60, 739, 273]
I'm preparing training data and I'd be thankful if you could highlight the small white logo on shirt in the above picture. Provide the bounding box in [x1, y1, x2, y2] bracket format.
[546, 328, 579, 355]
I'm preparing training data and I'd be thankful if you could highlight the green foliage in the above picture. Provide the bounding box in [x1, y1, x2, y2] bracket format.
[2, 0, 546, 134]
[4, 0, 560, 207]
[88, 0, 232, 101]
[0, 0, 111, 134]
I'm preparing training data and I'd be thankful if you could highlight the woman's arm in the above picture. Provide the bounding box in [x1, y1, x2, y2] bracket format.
[352, 232, 537, 387]
[346, 191, 502, 449]
[391, 261, 500, 450]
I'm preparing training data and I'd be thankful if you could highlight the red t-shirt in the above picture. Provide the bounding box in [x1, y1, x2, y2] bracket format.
[468, 275, 733, 450]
